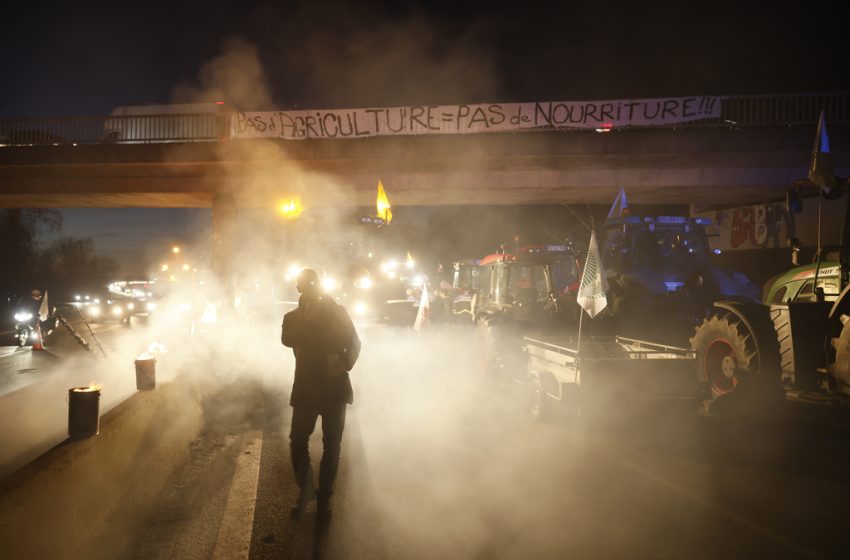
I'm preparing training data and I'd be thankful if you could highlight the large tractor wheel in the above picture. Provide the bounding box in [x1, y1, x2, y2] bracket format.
[829, 314, 850, 395]
[475, 314, 503, 380]
[690, 305, 781, 413]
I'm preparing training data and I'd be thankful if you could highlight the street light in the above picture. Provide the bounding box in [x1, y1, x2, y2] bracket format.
[279, 198, 303, 219]
[172, 246, 181, 254]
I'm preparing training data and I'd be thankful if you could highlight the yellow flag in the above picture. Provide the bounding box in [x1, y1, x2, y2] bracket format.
[377, 180, 393, 223]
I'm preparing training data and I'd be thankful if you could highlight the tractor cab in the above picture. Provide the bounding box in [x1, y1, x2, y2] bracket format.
[603, 216, 713, 291]
[517, 244, 581, 296]
[451, 259, 480, 323]
[475, 252, 555, 323]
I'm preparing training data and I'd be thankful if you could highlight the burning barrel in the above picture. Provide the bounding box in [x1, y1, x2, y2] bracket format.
[134, 358, 156, 390]
[68, 385, 101, 438]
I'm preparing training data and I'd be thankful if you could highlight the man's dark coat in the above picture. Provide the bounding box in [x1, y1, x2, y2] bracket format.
[281, 294, 361, 411]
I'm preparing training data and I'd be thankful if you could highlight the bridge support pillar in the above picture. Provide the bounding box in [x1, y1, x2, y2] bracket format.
[212, 194, 237, 299]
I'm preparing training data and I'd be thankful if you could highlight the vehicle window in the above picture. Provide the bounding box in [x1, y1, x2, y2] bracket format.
[631, 228, 709, 270]
[533, 267, 549, 300]
[769, 285, 788, 304]
[549, 259, 578, 292]
[795, 277, 840, 303]
[795, 280, 815, 302]
[604, 231, 625, 267]
[817, 278, 840, 301]
[454, 266, 480, 292]
[507, 265, 550, 303]
[477, 265, 492, 304]
[495, 264, 509, 302]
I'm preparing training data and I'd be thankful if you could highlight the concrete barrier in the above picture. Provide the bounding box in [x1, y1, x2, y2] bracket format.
[0, 379, 204, 559]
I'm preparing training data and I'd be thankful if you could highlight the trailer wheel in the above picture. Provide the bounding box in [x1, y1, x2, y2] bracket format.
[528, 376, 550, 420]
[829, 314, 850, 393]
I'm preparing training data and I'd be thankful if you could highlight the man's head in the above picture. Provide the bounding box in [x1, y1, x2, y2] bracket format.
[31, 289, 42, 300]
[296, 268, 320, 297]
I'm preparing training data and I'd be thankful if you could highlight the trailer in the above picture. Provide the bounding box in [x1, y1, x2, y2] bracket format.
[523, 334, 698, 422]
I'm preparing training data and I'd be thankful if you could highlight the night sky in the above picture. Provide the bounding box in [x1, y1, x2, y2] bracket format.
[2, 0, 847, 275]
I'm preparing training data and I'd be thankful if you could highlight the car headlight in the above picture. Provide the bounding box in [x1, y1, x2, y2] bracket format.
[285, 264, 303, 282]
[146, 302, 156, 311]
[89, 307, 101, 317]
[355, 277, 373, 290]
[322, 277, 338, 292]
[127, 302, 135, 310]
[14, 312, 33, 322]
[353, 302, 368, 316]
[112, 306, 124, 316]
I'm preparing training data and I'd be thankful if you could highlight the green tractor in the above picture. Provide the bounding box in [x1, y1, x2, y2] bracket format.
[690, 112, 850, 411]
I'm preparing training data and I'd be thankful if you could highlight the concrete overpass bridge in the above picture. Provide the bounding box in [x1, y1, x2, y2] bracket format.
[1, 92, 848, 280]
[1, 92, 848, 212]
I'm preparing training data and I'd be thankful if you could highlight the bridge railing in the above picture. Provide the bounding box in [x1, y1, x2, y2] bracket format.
[1, 92, 848, 147]
[718, 92, 850, 126]
[0, 113, 231, 146]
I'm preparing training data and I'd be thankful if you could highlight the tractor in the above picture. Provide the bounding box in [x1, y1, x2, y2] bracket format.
[472, 245, 580, 383]
[690, 112, 850, 410]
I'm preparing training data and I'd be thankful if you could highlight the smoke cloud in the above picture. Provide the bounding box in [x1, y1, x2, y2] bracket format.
[171, 37, 274, 110]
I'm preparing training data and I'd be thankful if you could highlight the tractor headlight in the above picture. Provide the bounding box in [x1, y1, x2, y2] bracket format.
[14, 312, 33, 322]
[146, 302, 156, 311]
[89, 307, 101, 317]
[322, 277, 338, 292]
[353, 302, 368, 316]
[127, 302, 135, 310]
[112, 306, 124, 316]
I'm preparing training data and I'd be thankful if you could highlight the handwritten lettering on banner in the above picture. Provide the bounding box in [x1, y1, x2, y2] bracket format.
[232, 96, 721, 140]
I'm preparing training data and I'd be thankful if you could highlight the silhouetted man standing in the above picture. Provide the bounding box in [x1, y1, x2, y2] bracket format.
[282, 268, 361, 520]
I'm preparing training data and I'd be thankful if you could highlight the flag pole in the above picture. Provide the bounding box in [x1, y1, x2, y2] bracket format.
[576, 306, 584, 375]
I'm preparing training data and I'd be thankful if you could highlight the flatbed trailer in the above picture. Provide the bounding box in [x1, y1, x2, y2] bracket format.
[522, 334, 698, 421]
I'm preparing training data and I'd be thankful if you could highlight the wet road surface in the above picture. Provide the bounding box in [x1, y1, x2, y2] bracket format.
[3, 325, 850, 559]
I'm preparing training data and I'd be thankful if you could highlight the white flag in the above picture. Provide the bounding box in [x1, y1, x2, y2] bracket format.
[38, 290, 49, 322]
[413, 284, 431, 332]
[576, 232, 608, 318]
[607, 188, 629, 219]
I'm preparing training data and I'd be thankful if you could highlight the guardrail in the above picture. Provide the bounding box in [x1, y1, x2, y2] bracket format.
[719, 92, 850, 126]
[1, 92, 848, 146]
[0, 113, 231, 146]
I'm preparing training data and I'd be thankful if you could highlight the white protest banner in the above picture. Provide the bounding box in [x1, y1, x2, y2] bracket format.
[232, 95, 721, 140]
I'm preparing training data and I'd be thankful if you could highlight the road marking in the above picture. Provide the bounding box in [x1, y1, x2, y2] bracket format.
[619, 459, 830, 560]
[0, 348, 25, 359]
[212, 431, 263, 560]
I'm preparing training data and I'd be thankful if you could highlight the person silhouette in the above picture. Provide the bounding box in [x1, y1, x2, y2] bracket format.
[281, 268, 361, 520]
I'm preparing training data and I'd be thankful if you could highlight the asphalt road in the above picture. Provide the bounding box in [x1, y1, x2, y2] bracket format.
[0, 320, 125, 398]
[4, 323, 850, 559]
[83, 327, 850, 559]
[0, 312, 159, 478]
